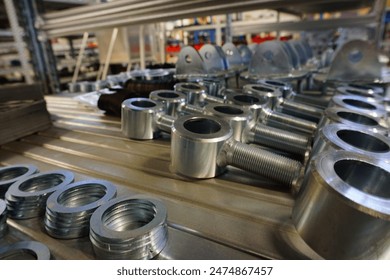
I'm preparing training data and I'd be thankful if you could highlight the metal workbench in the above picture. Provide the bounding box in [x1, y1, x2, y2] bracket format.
[0, 94, 320, 260]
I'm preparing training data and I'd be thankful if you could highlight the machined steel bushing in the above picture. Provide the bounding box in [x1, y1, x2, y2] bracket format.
[293, 150, 390, 259]
[0, 241, 51, 260]
[89, 195, 168, 260]
[318, 107, 388, 136]
[312, 123, 390, 163]
[225, 89, 270, 120]
[121, 98, 169, 140]
[149, 90, 186, 118]
[330, 95, 387, 119]
[243, 83, 283, 108]
[336, 85, 384, 101]
[174, 82, 208, 105]
[5, 170, 75, 219]
[44, 180, 117, 239]
[0, 164, 38, 198]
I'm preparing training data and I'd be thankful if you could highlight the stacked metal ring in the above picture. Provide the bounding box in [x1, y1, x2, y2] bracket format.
[0, 165, 38, 198]
[0, 241, 51, 260]
[89, 195, 168, 260]
[44, 180, 117, 239]
[0, 199, 7, 237]
[5, 170, 74, 219]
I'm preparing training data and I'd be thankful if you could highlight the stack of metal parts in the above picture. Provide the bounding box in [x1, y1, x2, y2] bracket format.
[0, 164, 38, 198]
[89, 195, 168, 260]
[5, 170, 75, 219]
[44, 180, 117, 239]
[0, 241, 51, 260]
[0, 199, 7, 237]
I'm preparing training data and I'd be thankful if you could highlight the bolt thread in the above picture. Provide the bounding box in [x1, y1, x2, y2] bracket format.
[226, 141, 303, 188]
[278, 99, 323, 122]
[181, 104, 205, 115]
[249, 123, 310, 157]
[262, 108, 317, 135]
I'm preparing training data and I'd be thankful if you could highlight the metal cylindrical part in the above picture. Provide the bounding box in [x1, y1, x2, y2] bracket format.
[225, 91, 270, 121]
[180, 103, 205, 115]
[204, 103, 251, 141]
[0, 241, 51, 260]
[203, 94, 225, 104]
[155, 114, 176, 134]
[247, 123, 310, 158]
[0, 164, 38, 198]
[121, 98, 164, 140]
[260, 107, 317, 135]
[330, 95, 387, 119]
[174, 82, 207, 105]
[89, 195, 168, 260]
[347, 83, 384, 96]
[149, 90, 186, 118]
[223, 140, 303, 188]
[312, 124, 390, 163]
[287, 92, 331, 109]
[318, 107, 388, 136]
[44, 180, 117, 239]
[171, 115, 233, 178]
[243, 84, 283, 109]
[336, 85, 384, 101]
[276, 98, 323, 122]
[293, 150, 390, 259]
[257, 79, 293, 98]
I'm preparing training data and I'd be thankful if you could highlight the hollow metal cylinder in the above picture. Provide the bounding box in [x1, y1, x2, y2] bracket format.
[243, 84, 283, 109]
[312, 123, 390, 163]
[318, 107, 388, 136]
[0, 164, 38, 198]
[336, 85, 384, 101]
[121, 98, 164, 140]
[149, 90, 186, 118]
[171, 115, 233, 178]
[174, 82, 208, 105]
[204, 103, 252, 141]
[225, 90, 270, 121]
[330, 95, 387, 119]
[256, 79, 293, 98]
[293, 150, 390, 259]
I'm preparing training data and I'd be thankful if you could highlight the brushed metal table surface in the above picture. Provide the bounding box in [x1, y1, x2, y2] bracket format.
[0, 94, 320, 260]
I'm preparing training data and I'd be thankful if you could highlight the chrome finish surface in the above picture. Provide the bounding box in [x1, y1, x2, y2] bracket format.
[330, 95, 387, 119]
[318, 107, 388, 136]
[44, 179, 117, 239]
[244, 83, 283, 109]
[336, 85, 384, 101]
[204, 103, 251, 142]
[149, 90, 186, 118]
[312, 124, 390, 163]
[0, 241, 51, 260]
[293, 150, 390, 259]
[225, 90, 270, 120]
[90, 195, 168, 260]
[174, 82, 208, 105]
[257, 79, 293, 98]
[0, 199, 6, 237]
[5, 170, 75, 219]
[121, 98, 164, 140]
[171, 114, 233, 179]
[0, 164, 38, 198]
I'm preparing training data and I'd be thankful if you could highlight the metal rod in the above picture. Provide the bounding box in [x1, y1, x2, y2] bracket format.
[71, 32, 89, 84]
[139, 25, 145, 70]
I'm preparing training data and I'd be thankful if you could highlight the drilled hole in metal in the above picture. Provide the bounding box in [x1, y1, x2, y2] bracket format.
[213, 106, 244, 115]
[131, 100, 156, 108]
[233, 94, 260, 104]
[0, 167, 28, 181]
[337, 111, 378, 126]
[343, 99, 376, 110]
[184, 118, 221, 134]
[336, 130, 389, 153]
[334, 160, 390, 198]
[157, 91, 179, 98]
[57, 184, 107, 207]
[252, 86, 274, 92]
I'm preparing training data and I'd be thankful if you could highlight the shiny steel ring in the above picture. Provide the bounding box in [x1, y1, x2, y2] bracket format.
[0, 164, 38, 198]
[330, 95, 387, 119]
[89, 195, 168, 260]
[5, 170, 74, 219]
[312, 123, 390, 163]
[0, 241, 51, 260]
[44, 179, 117, 239]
